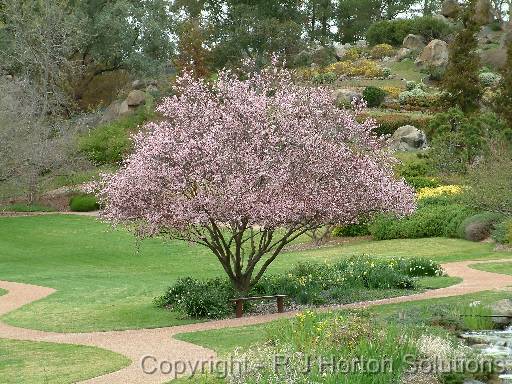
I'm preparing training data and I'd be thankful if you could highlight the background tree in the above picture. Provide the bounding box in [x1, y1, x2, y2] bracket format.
[0, 77, 90, 202]
[494, 42, 512, 130]
[335, 0, 382, 43]
[99, 63, 415, 293]
[464, 143, 512, 215]
[174, 18, 211, 78]
[441, 0, 482, 113]
[209, 0, 304, 68]
[0, 0, 175, 111]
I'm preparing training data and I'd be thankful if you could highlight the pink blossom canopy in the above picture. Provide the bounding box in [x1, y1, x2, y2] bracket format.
[100, 65, 415, 235]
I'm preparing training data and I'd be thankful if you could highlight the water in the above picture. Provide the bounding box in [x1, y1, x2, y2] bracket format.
[461, 326, 512, 383]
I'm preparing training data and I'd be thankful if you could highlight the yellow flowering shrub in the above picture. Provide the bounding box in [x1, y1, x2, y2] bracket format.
[370, 43, 395, 59]
[382, 86, 402, 99]
[416, 185, 463, 200]
[327, 59, 383, 78]
[342, 47, 361, 61]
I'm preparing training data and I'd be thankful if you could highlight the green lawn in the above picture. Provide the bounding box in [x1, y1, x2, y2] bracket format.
[388, 60, 424, 82]
[0, 338, 130, 384]
[0, 215, 509, 332]
[0, 288, 6, 296]
[472, 262, 512, 276]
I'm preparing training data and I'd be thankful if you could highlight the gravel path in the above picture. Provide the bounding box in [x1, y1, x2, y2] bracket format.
[1, 259, 512, 383]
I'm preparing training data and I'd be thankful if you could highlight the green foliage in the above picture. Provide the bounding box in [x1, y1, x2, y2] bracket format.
[370, 204, 474, 240]
[460, 302, 495, 331]
[464, 145, 512, 214]
[457, 212, 505, 241]
[404, 176, 440, 190]
[154, 277, 235, 319]
[258, 311, 418, 384]
[156, 256, 443, 318]
[396, 155, 433, 178]
[367, 16, 453, 46]
[311, 71, 337, 85]
[492, 218, 512, 244]
[370, 43, 395, 58]
[494, 42, 512, 130]
[441, 3, 482, 113]
[479, 71, 501, 87]
[428, 108, 506, 173]
[362, 86, 386, 107]
[332, 222, 370, 237]
[69, 194, 99, 212]
[366, 112, 433, 136]
[79, 102, 154, 165]
[398, 85, 441, 109]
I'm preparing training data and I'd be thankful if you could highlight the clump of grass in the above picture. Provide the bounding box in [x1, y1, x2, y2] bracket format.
[460, 302, 495, 331]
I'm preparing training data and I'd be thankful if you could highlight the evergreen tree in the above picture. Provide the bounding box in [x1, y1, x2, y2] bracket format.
[442, 0, 482, 113]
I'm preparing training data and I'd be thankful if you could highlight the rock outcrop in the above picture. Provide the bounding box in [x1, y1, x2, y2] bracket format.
[390, 125, 428, 152]
[415, 39, 449, 69]
[403, 34, 425, 50]
[441, 0, 461, 18]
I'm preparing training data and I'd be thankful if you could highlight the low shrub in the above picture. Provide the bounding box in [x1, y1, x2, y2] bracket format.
[363, 112, 433, 136]
[458, 212, 505, 241]
[370, 204, 474, 240]
[332, 222, 370, 237]
[156, 256, 442, 318]
[154, 277, 235, 319]
[416, 185, 463, 200]
[327, 59, 384, 78]
[382, 85, 402, 99]
[370, 43, 395, 59]
[492, 218, 512, 244]
[362, 86, 387, 107]
[479, 72, 501, 87]
[396, 257, 445, 277]
[69, 194, 99, 212]
[399, 88, 442, 109]
[396, 156, 434, 178]
[404, 176, 440, 190]
[311, 71, 337, 85]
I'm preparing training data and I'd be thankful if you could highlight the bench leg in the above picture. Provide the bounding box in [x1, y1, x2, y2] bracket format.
[277, 296, 284, 313]
[235, 299, 244, 318]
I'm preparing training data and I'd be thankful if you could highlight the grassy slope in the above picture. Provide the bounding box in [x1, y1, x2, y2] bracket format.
[0, 215, 509, 332]
[0, 339, 130, 384]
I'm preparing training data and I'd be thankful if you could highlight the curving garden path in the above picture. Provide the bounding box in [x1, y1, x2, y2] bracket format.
[1, 259, 512, 383]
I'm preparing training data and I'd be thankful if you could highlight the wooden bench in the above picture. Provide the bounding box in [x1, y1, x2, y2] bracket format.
[231, 295, 287, 318]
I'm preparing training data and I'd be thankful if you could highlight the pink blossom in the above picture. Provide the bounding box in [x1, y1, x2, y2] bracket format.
[99, 63, 415, 291]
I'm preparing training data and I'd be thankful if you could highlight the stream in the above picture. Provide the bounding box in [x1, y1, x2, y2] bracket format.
[461, 325, 512, 383]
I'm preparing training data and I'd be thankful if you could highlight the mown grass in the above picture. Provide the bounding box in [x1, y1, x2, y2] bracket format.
[0, 203, 55, 212]
[0, 338, 130, 384]
[0, 215, 508, 332]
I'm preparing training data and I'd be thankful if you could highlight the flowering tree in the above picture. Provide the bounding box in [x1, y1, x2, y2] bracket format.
[100, 63, 415, 293]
